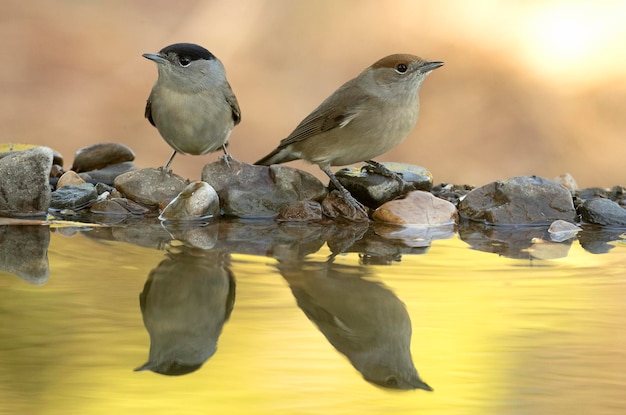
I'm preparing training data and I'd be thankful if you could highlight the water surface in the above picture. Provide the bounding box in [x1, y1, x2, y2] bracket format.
[1, 220, 625, 414]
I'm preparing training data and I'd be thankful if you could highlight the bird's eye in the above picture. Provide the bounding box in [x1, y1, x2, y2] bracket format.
[395, 63, 408, 73]
[179, 56, 192, 67]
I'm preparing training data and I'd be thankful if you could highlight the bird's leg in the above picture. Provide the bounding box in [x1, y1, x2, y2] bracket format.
[364, 160, 406, 191]
[161, 150, 177, 173]
[220, 144, 232, 167]
[321, 165, 368, 218]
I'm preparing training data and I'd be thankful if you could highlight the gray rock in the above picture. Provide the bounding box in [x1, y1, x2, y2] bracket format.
[372, 190, 458, 225]
[579, 198, 626, 226]
[201, 158, 326, 218]
[159, 181, 220, 221]
[50, 183, 98, 210]
[72, 142, 135, 172]
[114, 168, 188, 208]
[78, 161, 137, 185]
[336, 162, 433, 208]
[0, 146, 53, 217]
[458, 176, 576, 225]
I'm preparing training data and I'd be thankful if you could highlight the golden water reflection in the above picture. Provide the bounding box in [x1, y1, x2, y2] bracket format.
[0, 221, 625, 414]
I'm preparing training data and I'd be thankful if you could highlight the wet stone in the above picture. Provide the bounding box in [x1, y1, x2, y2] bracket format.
[159, 181, 220, 221]
[579, 198, 626, 226]
[0, 146, 52, 217]
[277, 200, 324, 222]
[50, 183, 98, 210]
[202, 158, 326, 218]
[89, 199, 133, 215]
[431, 183, 474, 207]
[458, 175, 576, 225]
[114, 168, 188, 208]
[72, 142, 135, 172]
[321, 190, 370, 221]
[336, 162, 433, 209]
[372, 190, 458, 225]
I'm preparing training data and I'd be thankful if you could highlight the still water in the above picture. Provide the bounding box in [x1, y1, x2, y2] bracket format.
[0, 219, 625, 414]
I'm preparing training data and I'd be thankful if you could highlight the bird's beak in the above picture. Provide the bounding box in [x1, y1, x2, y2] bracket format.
[142, 53, 168, 65]
[419, 61, 444, 74]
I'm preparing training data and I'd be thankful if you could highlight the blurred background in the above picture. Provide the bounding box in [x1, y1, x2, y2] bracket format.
[1, 0, 625, 187]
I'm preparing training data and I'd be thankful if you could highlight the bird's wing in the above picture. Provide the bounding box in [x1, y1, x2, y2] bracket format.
[224, 83, 241, 126]
[145, 98, 156, 127]
[276, 83, 370, 148]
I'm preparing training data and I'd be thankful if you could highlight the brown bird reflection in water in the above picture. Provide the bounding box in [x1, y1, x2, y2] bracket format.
[135, 247, 235, 376]
[280, 260, 432, 391]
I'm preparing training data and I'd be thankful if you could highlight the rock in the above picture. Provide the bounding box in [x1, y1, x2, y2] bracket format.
[277, 200, 324, 221]
[579, 198, 626, 226]
[159, 181, 220, 221]
[321, 190, 370, 221]
[336, 162, 433, 208]
[0, 143, 63, 167]
[201, 158, 326, 218]
[554, 173, 578, 192]
[0, 146, 53, 217]
[372, 190, 458, 225]
[56, 170, 86, 189]
[50, 183, 98, 210]
[548, 219, 582, 242]
[78, 161, 137, 185]
[72, 142, 135, 172]
[114, 168, 188, 208]
[431, 183, 474, 207]
[458, 176, 576, 225]
[89, 199, 134, 216]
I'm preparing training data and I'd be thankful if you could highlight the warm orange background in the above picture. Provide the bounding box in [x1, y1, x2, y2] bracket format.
[2, 1, 625, 187]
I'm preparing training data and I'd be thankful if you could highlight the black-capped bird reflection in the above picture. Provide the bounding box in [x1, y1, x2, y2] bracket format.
[135, 246, 235, 376]
[280, 260, 432, 391]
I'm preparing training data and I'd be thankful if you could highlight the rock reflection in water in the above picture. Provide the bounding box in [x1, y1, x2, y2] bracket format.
[135, 246, 235, 376]
[0, 225, 49, 284]
[280, 259, 432, 391]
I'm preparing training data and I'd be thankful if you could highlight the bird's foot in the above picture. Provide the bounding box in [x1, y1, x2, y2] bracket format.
[363, 160, 406, 191]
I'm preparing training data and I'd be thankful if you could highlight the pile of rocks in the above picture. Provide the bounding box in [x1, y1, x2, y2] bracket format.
[0, 143, 625, 228]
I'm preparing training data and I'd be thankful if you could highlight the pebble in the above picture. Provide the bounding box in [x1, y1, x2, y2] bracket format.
[335, 162, 433, 208]
[372, 190, 458, 225]
[159, 181, 220, 221]
[277, 200, 324, 221]
[72, 142, 135, 172]
[56, 170, 86, 189]
[114, 168, 188, 208]
[50, 183, 98, 210]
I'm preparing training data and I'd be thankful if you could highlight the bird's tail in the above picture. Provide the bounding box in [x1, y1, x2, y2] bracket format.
[254, 147, 297, 166]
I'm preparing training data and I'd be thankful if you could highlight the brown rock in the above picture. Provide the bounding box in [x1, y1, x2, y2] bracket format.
[56, 170, 86, 189]
[72, 142, 135, 172]
[372, 190, 458, 225]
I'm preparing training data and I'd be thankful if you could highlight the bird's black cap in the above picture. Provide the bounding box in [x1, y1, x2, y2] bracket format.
[159, 43, 216, 61]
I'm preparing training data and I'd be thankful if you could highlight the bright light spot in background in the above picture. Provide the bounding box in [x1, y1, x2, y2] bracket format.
[518, 2, 626, 87]
[432, 0, 626, 89]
